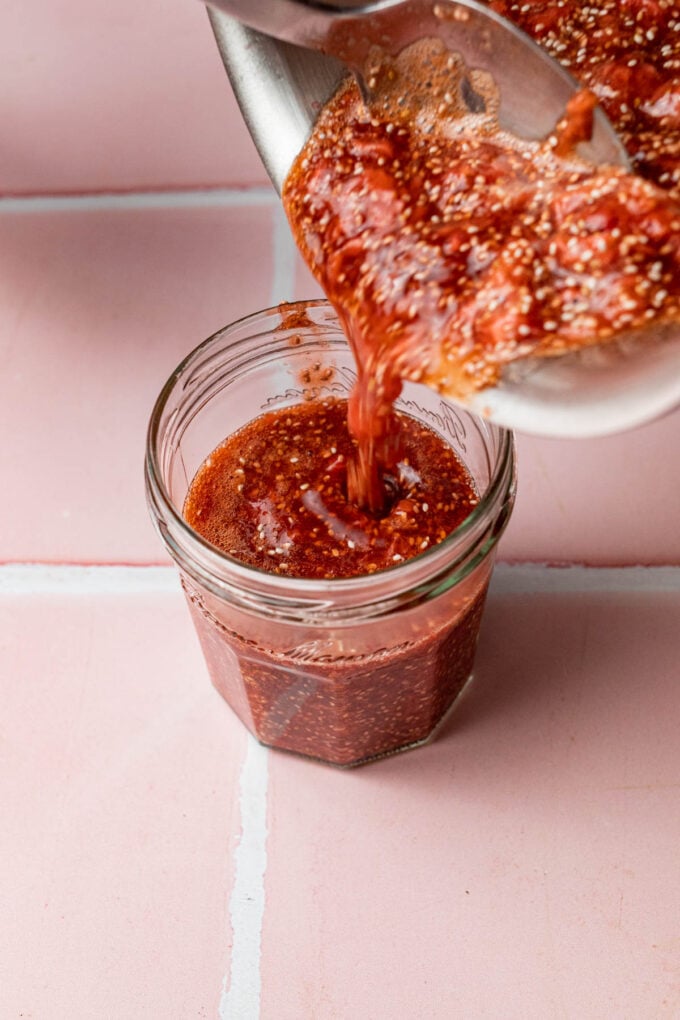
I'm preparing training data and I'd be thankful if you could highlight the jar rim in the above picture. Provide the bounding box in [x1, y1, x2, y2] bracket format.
[145, 300, 516, 610]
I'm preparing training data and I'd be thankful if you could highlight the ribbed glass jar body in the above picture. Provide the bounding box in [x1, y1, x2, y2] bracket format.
[145, 300, 516, 766]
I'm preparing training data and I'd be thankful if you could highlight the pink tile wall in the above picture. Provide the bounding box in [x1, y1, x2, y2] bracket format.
[3, 7, 679, 1016]
[507, 420, 680, 565]
[0, 200, 678, 565]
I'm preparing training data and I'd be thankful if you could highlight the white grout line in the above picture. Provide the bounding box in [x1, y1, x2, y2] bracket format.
[219, 735, 269, 1020]
[1, 561, 680, 595]
[207, 560, 680, 1019]
[233, 198, 291, 1019]
[0, 187, 277, 214]
[270, 203, 298, 305]
[490, 563, 680, 594]
[0, 563, 180, 594]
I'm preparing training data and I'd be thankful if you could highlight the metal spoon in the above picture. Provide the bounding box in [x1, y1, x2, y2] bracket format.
[205, 0, 680, 438]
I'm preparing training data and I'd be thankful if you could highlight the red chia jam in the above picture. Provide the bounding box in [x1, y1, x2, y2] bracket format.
[282, 41, 680, 503]
[183, 397, 492, 765]
[484, 0, 680, 199]
[183, 399, 478, 579]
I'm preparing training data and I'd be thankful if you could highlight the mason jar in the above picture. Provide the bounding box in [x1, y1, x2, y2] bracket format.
[145, 299, 516, 767]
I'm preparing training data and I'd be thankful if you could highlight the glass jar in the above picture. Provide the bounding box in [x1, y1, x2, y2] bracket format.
[145, 300, 516, 767]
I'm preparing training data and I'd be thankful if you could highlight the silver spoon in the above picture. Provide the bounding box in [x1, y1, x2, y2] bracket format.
[205, 0, 680, 439]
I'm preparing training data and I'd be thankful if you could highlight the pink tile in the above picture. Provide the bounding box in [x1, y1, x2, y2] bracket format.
[260, 585, 680, 1017]
[0, 203, 276, 563]
[0, 0, 267, 193]
[0, 583, 246, 1017]
[504, 420, 680, 565]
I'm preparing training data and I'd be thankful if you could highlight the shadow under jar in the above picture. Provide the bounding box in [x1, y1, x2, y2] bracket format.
[145, 300, 516, 767]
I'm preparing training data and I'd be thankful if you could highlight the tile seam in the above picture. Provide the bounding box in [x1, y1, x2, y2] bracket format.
[491, 563, 680, 594]
[1, 562, 680, 595]
[3, 558, 677, 1014]
[270, 203, 298, 305]
[219, 736, 269, 1020]
[0, 563, 179, 594]
[0, 187, 277, 213]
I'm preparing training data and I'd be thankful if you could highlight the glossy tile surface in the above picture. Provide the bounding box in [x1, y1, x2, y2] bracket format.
[261, 575, 680, 1018]
[507, 416, 680, 565]
[0, 201, 279, 563]
[3, 199, 679, 568]
[0, 0, 267, 193]
[0, 576, 246, 1017]
[2, 564, 679, 1018]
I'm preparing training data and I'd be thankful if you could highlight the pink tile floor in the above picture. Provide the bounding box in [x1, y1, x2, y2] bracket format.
[3, 568, 680, 1017]
[2, 0, 680, 1015]
[262, 574, 680, 1017]
[1, 575, 246, 1017]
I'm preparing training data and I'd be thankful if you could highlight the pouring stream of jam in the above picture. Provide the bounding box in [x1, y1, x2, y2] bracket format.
[183, 397, 478, 579]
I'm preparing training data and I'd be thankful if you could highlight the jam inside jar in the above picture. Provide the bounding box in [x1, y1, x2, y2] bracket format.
[145, 301, 516, 767]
